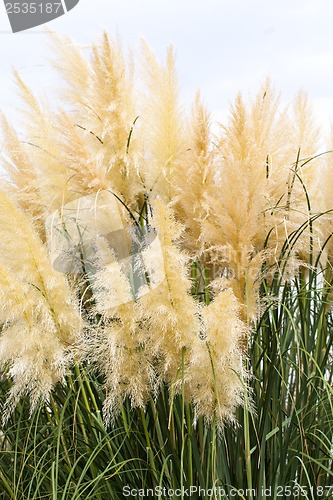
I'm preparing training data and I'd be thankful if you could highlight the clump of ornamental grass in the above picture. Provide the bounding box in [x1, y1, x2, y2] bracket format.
[0, 32, 248, 428]
[1, 31, 333, 499]
[0, 31, 330, 433]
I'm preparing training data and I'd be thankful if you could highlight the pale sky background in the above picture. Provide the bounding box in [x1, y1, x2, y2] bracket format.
[1, 0, 333, 137]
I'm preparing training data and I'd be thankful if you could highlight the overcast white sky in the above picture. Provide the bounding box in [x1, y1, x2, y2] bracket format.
[1, 0, 333, 134]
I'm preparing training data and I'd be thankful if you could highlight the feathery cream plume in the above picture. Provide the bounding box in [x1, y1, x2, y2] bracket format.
[200, 81, 322, 320]
[173, 91, 215, 256]
[186, 288, 247, 424]
[139, 41, 185, 201]
[0, 113, 43, 225]
[0, 190, 81, 418]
